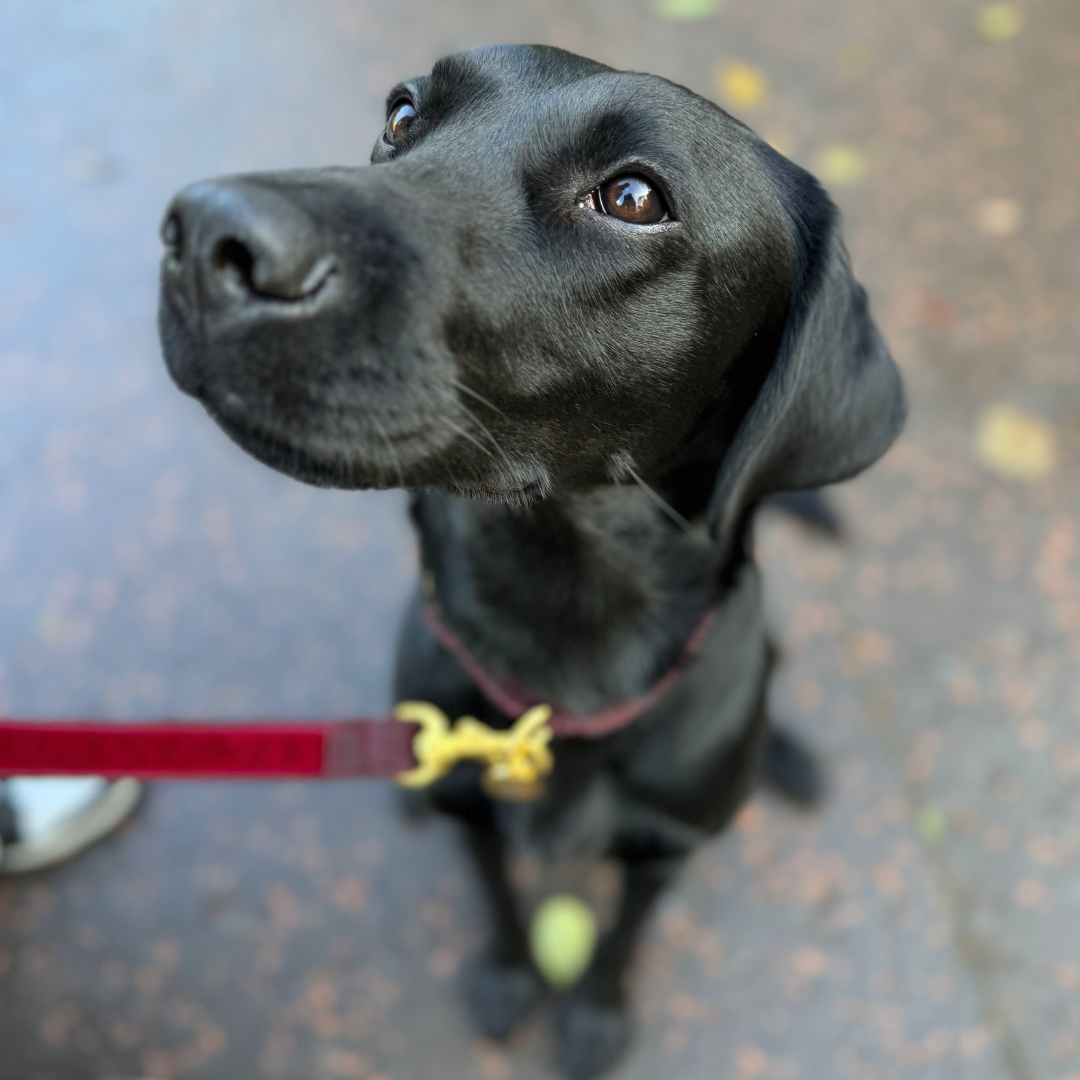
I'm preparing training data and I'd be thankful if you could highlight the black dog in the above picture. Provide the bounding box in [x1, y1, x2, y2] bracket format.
[158, 45, 904, 1078]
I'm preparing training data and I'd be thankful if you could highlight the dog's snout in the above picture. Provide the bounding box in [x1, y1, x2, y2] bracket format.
[163, 179, 337, 307]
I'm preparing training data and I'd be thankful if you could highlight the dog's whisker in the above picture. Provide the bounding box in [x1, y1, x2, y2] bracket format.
[371, 416, 406, 488]
[450, 377, 509, 420]
[624, 465, 691, 531]
[435, 385, 518, 479]
[442, 417, 501, 467]
[455, 400, 516, 476]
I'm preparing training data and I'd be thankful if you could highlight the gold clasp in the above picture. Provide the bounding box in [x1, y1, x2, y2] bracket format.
[394, 701, 554, 801]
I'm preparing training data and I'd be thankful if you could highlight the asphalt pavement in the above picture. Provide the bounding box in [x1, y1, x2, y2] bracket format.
[1, 1, 1078, 1077]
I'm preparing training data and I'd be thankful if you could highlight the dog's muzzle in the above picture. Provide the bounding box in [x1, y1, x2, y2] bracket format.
[158, 178, 341, 391]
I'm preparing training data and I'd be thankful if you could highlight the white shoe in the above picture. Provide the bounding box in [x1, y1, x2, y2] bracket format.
[0, 776, 143, 874]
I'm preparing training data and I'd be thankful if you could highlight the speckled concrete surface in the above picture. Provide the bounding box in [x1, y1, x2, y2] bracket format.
[1, 1, 1078, 1078]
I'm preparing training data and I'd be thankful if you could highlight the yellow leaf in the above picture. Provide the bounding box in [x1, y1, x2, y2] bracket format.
[714, 60, 768, 110]
[529, 894, 598, 988]
[654, 0, 720, 20]
[976, 3, 1024, 42]
[973, 197, 1024, 237]
[813, 144, 866, 187]
[974, 404, 1056, 480]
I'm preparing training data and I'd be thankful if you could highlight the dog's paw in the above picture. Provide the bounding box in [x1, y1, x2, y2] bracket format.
[463, 954, 544, 1041]
[555, 994, 630, 1080]
[762, 725, 824, 808]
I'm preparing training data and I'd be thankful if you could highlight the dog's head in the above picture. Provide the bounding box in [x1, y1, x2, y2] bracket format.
[159, 44, 904, 542]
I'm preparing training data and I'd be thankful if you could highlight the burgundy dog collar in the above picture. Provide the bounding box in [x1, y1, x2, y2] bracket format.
[421, 601, 716, 739]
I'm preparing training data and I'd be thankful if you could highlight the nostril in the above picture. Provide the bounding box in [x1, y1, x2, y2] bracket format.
[209, 235, 336, 302]
[212, 237, 257, 293]
[165, 181, 337, 304]
[161, 213, 183, 260]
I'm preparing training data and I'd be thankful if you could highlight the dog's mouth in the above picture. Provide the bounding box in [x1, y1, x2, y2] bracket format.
[207, 404, 421, 491]
[206, 397, 549, 503]
[446, 475, 551, 507]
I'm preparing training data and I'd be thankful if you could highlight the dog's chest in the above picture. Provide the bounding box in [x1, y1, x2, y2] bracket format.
[415, 490, 720, 716]
[493, 563, 769, 860]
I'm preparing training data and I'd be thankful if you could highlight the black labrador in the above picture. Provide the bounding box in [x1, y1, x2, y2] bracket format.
[158, 45, 904, 1079]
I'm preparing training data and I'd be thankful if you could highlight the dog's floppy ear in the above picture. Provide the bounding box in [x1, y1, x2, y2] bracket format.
[706, 151, 905, 550]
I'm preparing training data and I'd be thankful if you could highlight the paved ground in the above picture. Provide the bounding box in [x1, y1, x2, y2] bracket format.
[1, 1, 1078, 1078]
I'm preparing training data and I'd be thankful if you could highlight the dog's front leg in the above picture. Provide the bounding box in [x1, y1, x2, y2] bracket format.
[458, 816, 545, 1040]
[556, 855, 684, 1080]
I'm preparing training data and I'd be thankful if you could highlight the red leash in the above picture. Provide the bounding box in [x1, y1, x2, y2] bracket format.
[0, 718, 416, 780]
[0, 604, 718, 780]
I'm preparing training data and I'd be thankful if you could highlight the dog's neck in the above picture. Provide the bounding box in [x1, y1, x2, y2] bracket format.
[412, 486, 726, 716]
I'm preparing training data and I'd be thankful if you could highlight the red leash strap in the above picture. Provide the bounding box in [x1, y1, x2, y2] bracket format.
[0, 604, 720, 780]
[0, 718, 416, 780]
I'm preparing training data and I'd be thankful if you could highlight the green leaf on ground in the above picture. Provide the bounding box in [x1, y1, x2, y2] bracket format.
[916, 806, 948, 844]
[654, 0, 721, 20]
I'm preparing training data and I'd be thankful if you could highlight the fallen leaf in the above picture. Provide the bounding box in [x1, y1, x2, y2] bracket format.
[974, 404, 1056, 480]
[714, 60, 769, 110]
[792, 946, 828, 979]
[973, 197, 1024, 236]
[735, 1045, 771, 1078]
[916, 805, 947, 844]
[529, 894, 597, 988]
[654, 0, 720, 20]
[813, 144, 866, 187]
[976, 3, 1024, 42]
[1014, 877, 1045, 908]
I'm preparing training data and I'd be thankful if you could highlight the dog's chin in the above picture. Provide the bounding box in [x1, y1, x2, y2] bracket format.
[207, 408, 552, 504]
[444, 478, 552, 508]
[209, 410, 401, 491]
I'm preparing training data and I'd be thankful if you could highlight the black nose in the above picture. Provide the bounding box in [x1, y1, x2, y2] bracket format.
[162, 179, 336, 306]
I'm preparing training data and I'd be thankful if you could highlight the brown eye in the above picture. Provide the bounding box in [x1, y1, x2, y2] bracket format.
[387, 101, 416, 144]
[596, 175, 669, 224]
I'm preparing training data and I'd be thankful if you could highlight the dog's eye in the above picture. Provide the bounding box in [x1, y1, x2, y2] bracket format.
[386, 100, 417, 145]
[584, 176, 670, 225]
